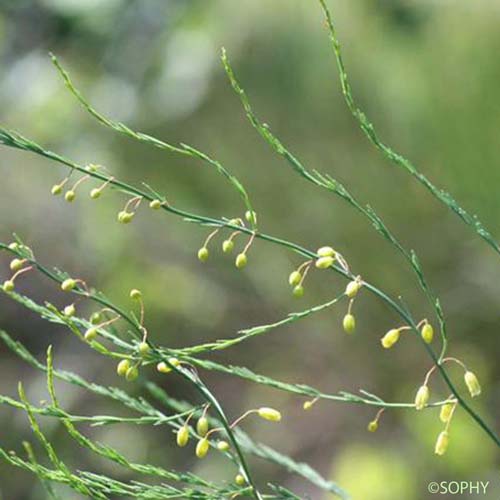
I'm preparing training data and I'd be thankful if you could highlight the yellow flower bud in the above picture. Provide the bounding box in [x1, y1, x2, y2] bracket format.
[90, 312, 102, 325]
[176, 425, 189, 447]
[63, 304, 76, 317]
[367, 420, 378, 432]
[138, 342, 150, 356]
[117, 359, 131, 377]
[64, 190, 76, 202]
[421, 323, 434, 344]
[235, 474, 246, 486]
[129, 289, 142, 300]
[157, 362, 172, 374]
[84, 327, 98, 341]
[381, 328, 400, 349]
[51, 184, 63, 195]
[345, 280, 361, 298]
[169, 357, 181, 367]
[245, 210, 257, 225]
[317, 246, 336, 258]
[149, 199, 162, 210]
[315, 256, 334, 269]
[217, 441, 230, 452]
[10, 259, 25, 272]
[117, 211, 134, 223]
[61, 278, 76, 292]
[195, 437, 210, 458]
[125, 366, 139, 382]
[303, 401, 313, 411]
[342, 314, 356, 334]
[439, 403, 454, 423]
[414, 385, 430, 410]
[464, 371, 481, 398]
[3, 280, 15, 292]
[197, 247, 209, 262]
[288, 271, 302, 287]
[257, 407, 282, 422]
[90, 188, 101, 199]
[8, 242, 19, 251]
[292, 284, 304, 298]
[196, 417, 209, 437]
[434, 430, 449, 456]
[222, 240, 234, 253]
[235, 253, 247, 269]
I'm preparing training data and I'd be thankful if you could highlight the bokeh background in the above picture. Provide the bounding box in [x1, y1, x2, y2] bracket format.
[1, 0, 500, 498]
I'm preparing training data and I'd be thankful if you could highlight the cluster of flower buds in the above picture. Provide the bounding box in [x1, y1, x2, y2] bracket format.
[197, 213, 257, 269]
[380, 319, 434, 349]
[2, 243, 34, 292]
[175, 405, 282, 462]
[413, 358, 482, 456]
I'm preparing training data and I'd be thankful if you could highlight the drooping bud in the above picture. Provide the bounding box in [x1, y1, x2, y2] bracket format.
[51, 184, 63, 196]
[63, 304, 76, 317]
[217, 441, 230, 452]
[439, 403, 454, 423]
[414, 385, 430, 410]
[116, 359, 131, 377]
[464, 371, 481, 398]
[245, 210, 257, 225]
[149, 199, 162, 210]
[196, 417, 209, 437]
[2, 280, 15, 292]
[222, 240, 234, 253]
[195, 437, 210, 458]
[235, 474, 246, 486]
[381, 328, 400, 349]
[434, 430, 449, 456]
[317, 246, 336, 258]
[235, 253, 248, 269]
[345, 280, 361, 298]
[61, 278, 77, 292]
[84, 327, 98, 341]
[342, 314, 356, 334]
[288, 271, 302, 287]
[292, 285, 304, 298]
[138, 342, 150, 356]
[125, 366, 139, 382]
[197, 247, 209, 262]
[10, 259, 25, 272]
[315, 256, 334, 269]
[129, 289, 142, 300]
[257, 407, 282, 422]
[90, 188, 101, 199]
[421, 323, 434, 344]
[176, 425, 189, 447]
[64, 190, 76, 202]
[367, 420, 378, 432]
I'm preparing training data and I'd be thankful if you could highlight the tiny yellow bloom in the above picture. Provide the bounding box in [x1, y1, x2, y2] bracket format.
[51, 184, 63, 195]
[222, 240, 234, 253]
[176, 425, 189, 447]
[245, 210, 257, 225]
[439, 403, 454, 423]
[381, 328, 400, 349]
[257, 407, 282, 422]
[195, 437, 210, 458]
[414, 385, 430, 410]
[434, 430, 449, 456]
[367, 420, 378, 432]
[303, 401, 313, 411]
[61, 278, 77, 292]
[421, 323, 434, 344]
[84, 327, 98, 341]
[235, 253, 248, 269]
[157, 361, 172, 374]
[345, 280, 361, 298]
[288, 271, 302, 287]
[217, 441, 230, 452]
[464, 371, 481, 398]
[292, 284, 304, 298]
[125, 366, 139, 382]
[90, 188, 101, 199]
[10, 259, 25, 272]
[317, 246, 336, 258]
[2, 280, 15, 292]
[129, 289, 142, 300]
[64, 190, 76, 202]
[196, 417, 209, 437]
[315, 256, 334, 269]
[138, 342, 150, 356]
[342, 314, 356, 334]
[197, 247, 209, 262]
[149, 199, 162, 210]
[235, 474, 246, 486]
[63, 304, 76, 317]
[117, 359, 131, 377]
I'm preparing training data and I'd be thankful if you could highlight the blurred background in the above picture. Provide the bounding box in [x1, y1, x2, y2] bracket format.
[0, 0, 500, 498]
